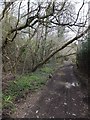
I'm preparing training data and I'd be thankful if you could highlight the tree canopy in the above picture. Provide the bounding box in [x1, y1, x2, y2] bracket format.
[0, 0, 90, 73]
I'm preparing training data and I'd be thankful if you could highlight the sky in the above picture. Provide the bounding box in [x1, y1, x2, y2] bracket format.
[19, 0, 89, 17]
[0, 0, 89, 14]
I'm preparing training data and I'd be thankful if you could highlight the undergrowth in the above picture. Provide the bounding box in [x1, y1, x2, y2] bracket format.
[2, 63, 59, 113]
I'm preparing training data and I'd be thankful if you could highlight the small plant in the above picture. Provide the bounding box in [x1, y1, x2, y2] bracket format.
[2, 94, 15, 111]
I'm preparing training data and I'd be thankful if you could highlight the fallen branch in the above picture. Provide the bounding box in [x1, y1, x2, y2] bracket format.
[32, 25, 90, 72]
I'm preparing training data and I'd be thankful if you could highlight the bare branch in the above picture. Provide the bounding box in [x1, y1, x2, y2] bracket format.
[0, 1, 16, 21]
[11, 1, 22, 42]
[32, 24, 90, 72]
[74, 1, 84, 25]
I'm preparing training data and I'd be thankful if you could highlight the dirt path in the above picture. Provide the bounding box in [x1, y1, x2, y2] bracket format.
[11, 64, 89, 118]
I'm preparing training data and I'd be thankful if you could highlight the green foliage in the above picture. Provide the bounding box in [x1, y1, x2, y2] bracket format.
[40, 66, 53, 73]
[4, 73, 46, 98]
[3, 94, 15, 110]
[3, 64, 58, 111]
[76, 36, 90, 75]
[3, 73, 45, 111]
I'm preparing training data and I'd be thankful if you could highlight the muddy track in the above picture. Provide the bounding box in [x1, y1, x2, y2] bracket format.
[11, 64, 89, 118]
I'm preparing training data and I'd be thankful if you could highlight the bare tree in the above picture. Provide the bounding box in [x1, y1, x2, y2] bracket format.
[1, 0, 90, 73]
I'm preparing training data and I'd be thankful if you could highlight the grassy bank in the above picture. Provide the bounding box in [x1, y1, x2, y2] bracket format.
[2, 63, 60, 114]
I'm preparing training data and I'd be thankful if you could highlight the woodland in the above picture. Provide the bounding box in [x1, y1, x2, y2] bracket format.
[0, 0, 90, 118]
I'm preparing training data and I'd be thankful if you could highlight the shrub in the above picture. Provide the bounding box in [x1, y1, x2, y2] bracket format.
[76, 37, 90, 76]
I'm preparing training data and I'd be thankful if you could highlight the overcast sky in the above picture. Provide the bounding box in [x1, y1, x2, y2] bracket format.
[0, 0, 89, 14]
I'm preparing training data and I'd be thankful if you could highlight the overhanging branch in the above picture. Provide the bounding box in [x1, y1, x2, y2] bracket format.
[32, 24, 90, 72]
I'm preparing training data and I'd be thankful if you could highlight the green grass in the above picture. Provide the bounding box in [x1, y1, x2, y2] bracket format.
[3, 73, 46, 108]
[2, 63, 59, 113]
[40, 66, 53, 73]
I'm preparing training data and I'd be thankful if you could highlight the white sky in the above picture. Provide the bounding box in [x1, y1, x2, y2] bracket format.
[0, 0, 89, 14]
[20, 0, 89, 15]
